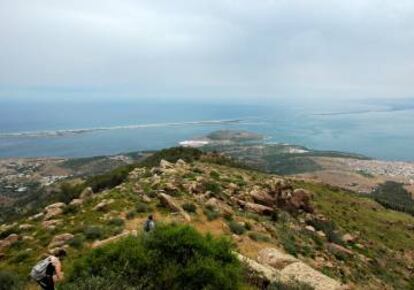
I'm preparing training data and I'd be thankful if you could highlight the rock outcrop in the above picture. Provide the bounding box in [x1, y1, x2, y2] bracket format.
[49, 233, 74, 249]
[44, 202, 66, 220]
[158, 193, 191, 221]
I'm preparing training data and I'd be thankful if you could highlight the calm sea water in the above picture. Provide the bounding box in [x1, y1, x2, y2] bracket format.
[0, 99, 413, 161]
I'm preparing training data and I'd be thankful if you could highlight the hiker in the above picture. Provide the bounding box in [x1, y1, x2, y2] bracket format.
[143, 215, 155, 232]
[30, 249, 66, 290]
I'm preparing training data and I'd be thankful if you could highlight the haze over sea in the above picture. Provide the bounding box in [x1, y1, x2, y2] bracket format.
[0, 98, 413, 161]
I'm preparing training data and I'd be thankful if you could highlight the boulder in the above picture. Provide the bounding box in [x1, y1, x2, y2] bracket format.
[142, 194, 152, 203]
[49, 233, 74, 248]
[44, 202, 66, 220]
[19, 224, 34, 230]
[327, 243, 354, 257]
[317, 231, 326, 238]
[159, 193, 181, 212]
[236, 253, 280, 285]
[289, 189, 313, 213]
[70, 199, 83, 206]
[244, 202, 274, 215]
[160, 159, 174, 169]
[250, 187, 275, 207]
[158, 193, 191, 221]
[342, 233, 356, 243]
[93, 199, 114, 211]
[44, 207, 64, 220]
[163, 182, 179, 194]
[128, 168, 147, 179]
[0, 234, 20, 252]
[42, 219, 62, 230]
[305, 225, 316, 233]
[45, 202, 66, 211]
[79, 187, 94, 200]
[257, 248, 298, 270]
[205, 198, 234, 216]
[175, 159, 188, 168]
[28, 212, 44, 221]
[280, 261, 342, 290]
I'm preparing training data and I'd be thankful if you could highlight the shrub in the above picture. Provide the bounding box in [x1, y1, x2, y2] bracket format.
[307, 219, 343, 245]
[280, 229, 298, 256]
[209, 170, 220, 180]
[139, 147, 203, 168]
[267, 280, 314, 290]
[228, 221, 246, 235]
[63, 204, 79, 215]
[61, 224, 242, 290]
[126, 210, 136, 220]
[84, 226, 103, 240]
[107, 218, 125, 227]
[55, 182, 86, 204]
[86, 164, 135, 192]
[248, 232, 271, 243]
[135, 202, 151, 213]
[244, 222, 252, 231]
[182, 202, 197, 213]
[68, 234, 85, 249]
[205, 181, 221, 195]
[0, 271, 22, 290]
[204, 208, 220, 221]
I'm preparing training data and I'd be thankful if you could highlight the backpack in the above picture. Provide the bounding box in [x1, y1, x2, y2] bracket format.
[30, 257, 52, 281]
[144, 220, 153, 232]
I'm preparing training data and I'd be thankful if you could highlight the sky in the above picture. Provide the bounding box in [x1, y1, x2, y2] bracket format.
[0, 0, 413, 103]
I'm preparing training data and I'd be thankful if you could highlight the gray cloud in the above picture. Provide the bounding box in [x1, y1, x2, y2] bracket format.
[0, 0, 413, 102]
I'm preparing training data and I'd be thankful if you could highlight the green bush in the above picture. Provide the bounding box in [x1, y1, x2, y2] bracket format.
[307, 219, 343, 245]
[68, 234, 85, 249]
[279, 228, 298, 256]
[86, 164, 135, 192]
[267, 280, 314, 290]
[61, 224, 242, 290]
[135, 201, 151, 213]
[63, 204, 79, 215]
[107, 217, 125, 227]
[139, 147, 203, 168]
[54, 182, 86, 204]
[0, 271, 22, 290]
[372, 181, 414, 216]
[182, 202, 197, 213]
[204, 208, 220, 221]
[84, 226, 103, 240]
[209, 170, 220, 180]
[228, 221, 246, 235]
[126, 210, 136, 219]
[248, 232, 271, 243]
[205, 181, 222, 195]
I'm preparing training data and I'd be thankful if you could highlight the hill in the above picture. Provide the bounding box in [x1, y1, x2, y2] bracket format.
[0, 148, 414, 289]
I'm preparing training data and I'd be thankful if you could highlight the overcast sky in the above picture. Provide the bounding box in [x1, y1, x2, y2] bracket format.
[0, 0, 413, 103]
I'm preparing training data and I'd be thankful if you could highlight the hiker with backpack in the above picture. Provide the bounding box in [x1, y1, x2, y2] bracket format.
[143, 215, 155, 232]
[30, 249, 66, 290]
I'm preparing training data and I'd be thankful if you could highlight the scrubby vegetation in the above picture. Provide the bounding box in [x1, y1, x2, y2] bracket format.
[61, 224, 242, 290]
[0, 270, 22, 290]
[371, 181, 414, 216]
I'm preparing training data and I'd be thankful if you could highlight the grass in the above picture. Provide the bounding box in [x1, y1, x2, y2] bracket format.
[296, 180, 414, 288]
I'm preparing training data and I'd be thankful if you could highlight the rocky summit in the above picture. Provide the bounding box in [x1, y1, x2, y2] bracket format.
[1, 149, 414, 289]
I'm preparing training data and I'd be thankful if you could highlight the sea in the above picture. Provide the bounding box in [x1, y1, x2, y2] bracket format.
[1, 98, 414, 161]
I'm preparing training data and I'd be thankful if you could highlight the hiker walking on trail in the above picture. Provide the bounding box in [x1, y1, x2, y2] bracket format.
[144, 215, 155, 232]
[30, 249, 66, 290]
